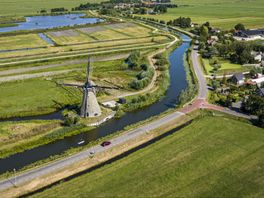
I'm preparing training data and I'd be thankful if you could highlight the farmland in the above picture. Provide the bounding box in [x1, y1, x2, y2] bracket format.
[0, 58, 137, 118]
[30, 115, 264, 198]
[138, 0, 264, 29]
[0, 22, 171, 63]
[0, 34, 49, 51]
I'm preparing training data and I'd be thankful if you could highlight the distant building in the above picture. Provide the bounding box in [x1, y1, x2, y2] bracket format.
[207, 36, 218, 45]
[231, 73, 245, 85]
[250, 76, 264, 87]
[234, 29, 264, 41]
[251, 51, 263, 63]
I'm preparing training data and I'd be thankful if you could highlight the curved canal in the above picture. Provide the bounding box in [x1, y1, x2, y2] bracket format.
[0, 33, 191, 174]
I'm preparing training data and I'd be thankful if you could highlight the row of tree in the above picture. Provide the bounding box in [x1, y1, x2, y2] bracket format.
[126, 51, 154, 90]
[167, 17, 192, 28]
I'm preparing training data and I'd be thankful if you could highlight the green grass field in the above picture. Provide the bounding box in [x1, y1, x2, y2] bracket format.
[31, 115, 264, 198]
[139, 0, 264, 29]
[0, 34, 49, 51]
[0, 0, 98, 16]
[0, 0, 263, 29]
[0, 58, 137, 118]
[202, 58, 251, 75]
[46, 24, 152, 45]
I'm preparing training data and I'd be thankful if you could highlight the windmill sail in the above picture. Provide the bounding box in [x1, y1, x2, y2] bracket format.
[62, 56, 118, 118]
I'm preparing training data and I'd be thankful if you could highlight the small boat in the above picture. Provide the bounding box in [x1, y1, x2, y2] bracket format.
[78, 140, 85, 145]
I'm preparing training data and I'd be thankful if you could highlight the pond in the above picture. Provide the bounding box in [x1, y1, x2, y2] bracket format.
[0, 14, 102, 33]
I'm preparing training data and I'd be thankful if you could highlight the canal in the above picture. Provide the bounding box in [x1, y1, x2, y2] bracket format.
[0, 33, 191, 174]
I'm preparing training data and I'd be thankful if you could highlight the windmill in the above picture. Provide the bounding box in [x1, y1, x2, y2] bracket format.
[62, 57, 118, 118]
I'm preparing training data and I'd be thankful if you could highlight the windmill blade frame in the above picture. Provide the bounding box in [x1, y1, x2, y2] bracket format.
[61, 83, 84, 88]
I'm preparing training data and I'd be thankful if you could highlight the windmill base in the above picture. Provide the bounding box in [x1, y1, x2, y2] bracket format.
[80, 91, 102, 118]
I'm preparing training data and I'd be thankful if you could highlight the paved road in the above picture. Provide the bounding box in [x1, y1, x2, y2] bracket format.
[0, 31, 253, 192]
[191, 49, 207, 99]
[0, 30, 179, 192]
[0, 111, 184, 191]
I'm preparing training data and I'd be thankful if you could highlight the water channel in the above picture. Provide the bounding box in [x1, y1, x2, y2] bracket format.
[0, 33, 191, 174]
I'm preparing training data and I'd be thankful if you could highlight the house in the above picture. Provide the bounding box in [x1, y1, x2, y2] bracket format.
[250, 76, 264, 87]
[231, 73, 245, 85]
[234, 29, 264, 41]
[251, 51, 263, 63]
[257, 88, 264, 96]
[207, 36, 219, 45]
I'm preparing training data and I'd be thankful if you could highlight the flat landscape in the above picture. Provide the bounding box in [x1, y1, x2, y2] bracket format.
[0, 22, 171, 62]
[0, 0, 263, 197]
[139, 0, 264, 29]
[30, 115, 264, 198]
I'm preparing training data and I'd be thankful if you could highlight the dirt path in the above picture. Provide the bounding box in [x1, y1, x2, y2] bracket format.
[0, 69, 80, 83]
[112, 33, 178, 99]
[0, 53, 129, 76]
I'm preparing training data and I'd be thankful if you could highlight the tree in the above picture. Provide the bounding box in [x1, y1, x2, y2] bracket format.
[234, 23, 245, 31]
[200, 25, 209, 42]
[139, 8, 147, 14]
[127, 51, 140, 69]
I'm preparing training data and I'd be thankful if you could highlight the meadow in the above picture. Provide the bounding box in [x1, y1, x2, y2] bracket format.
[0, 22, 170, 62]
[202, 58, 251, 75]
[31, 115, 264, 198]
[0, 34, 49, 51]
[0, 0, 96, 16]
[0, 58, 137, 118]
[0, 0, 263, 29]
[139, 0, 264, 29]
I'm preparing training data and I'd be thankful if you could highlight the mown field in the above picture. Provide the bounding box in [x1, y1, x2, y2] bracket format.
[202, 58, 251, 75]
[31, 115, 264, 198]
[139, 0, 264, 29]
[0, 58, 137, 118]
[0, 34, 49, 51]
[0, 22, 170, 61]
[0, 0, 98, 16]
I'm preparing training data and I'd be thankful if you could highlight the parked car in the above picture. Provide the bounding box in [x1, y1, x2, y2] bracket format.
[101, 141, 111, 147]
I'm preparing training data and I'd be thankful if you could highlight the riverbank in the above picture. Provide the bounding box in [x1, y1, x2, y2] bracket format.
[0, 30, 190, 177]
[1, 109, 255, 197]
[29, 112, 263, 198]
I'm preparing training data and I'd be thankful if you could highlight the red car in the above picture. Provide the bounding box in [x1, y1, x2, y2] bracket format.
[101, 141, 111, 147]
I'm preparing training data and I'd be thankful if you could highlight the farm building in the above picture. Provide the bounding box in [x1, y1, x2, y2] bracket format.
[234, 29, 264, 41]
[231, 73, 245, 85]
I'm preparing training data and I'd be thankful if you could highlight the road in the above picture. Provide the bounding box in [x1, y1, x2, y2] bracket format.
[191, 49, 207, 99]
[0, 111, 185, 191]
[0, 33, 253, 193]
[0, 29, 179, 192]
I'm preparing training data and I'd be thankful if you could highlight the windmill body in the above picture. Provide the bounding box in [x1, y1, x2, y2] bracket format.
[62, 57, 117, 118]
[80, 82, 101, 118]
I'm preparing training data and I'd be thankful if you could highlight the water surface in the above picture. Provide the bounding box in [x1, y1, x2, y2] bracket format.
[0, 14, 102, 33]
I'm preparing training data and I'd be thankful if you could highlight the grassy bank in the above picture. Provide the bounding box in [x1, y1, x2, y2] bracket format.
[118, 41, 180, 115]
[31, 114, 264, 197]
[0, 120, 93, 159]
